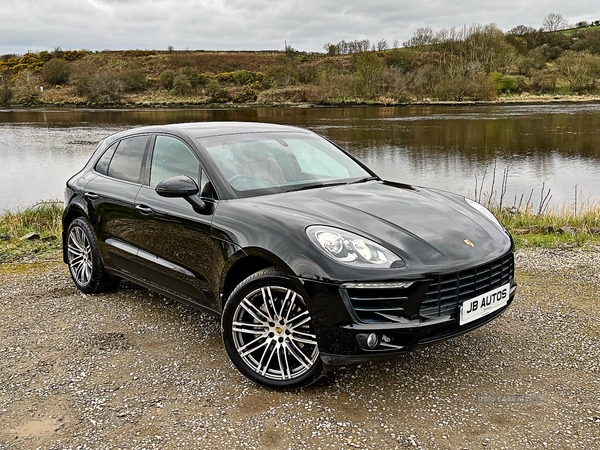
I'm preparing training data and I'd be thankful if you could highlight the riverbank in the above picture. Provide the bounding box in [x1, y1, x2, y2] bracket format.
[6, 90, 600, 109]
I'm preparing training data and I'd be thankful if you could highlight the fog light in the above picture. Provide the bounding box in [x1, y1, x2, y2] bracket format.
[366, 333, 378, 349]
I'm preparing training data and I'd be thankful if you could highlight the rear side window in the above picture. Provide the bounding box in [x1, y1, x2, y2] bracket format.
[107, 136, 149, 183]
[94, 143, 117, 175]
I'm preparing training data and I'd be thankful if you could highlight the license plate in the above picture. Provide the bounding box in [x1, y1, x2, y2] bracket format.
[459, 283, 510, 325]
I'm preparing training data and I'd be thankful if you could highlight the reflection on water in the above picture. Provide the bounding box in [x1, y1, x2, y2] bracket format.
[1, 104, 599, 211]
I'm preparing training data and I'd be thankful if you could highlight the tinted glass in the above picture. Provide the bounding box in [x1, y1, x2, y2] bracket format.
[94, 143, 117, 175]
[150, 136, 200, 187]
[107, 136, 148, 183]
[198, 132, 370, 195]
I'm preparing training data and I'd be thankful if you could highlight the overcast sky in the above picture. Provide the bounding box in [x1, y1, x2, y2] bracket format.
[2, 0, 599, 55]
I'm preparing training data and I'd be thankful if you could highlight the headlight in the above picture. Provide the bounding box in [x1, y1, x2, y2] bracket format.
[465, 198, 503, 230]
[306, 226, 405, 268]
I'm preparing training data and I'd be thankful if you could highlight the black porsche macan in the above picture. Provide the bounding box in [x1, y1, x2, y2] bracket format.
[63, 122, 516, 389]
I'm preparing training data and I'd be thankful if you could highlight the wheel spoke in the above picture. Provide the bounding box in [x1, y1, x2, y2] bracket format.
[75, 259, 86, 283]
[84, 259, 93, 283]
[286, 339, 313, 370]
[288, 310, 311, 329]
[74, 228, 86, 250]
[262, 287, 278, 319]
[68, 238, 84, 253]
[232, 321, 267, 334]
[260, 343, 278, 376]
[71, 259, 83, 279]
[241, 297, 270, 323]
[67, 244, 82, 258]
[277, 344, 291, 379]
[290, 330, 318, 346]
[280, 290, 297, 320]
[68, 252, 84, 263]
[238, 337, 269, 358]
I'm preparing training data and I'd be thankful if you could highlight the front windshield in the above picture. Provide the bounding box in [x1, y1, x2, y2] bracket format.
[197, 132, 373, 196]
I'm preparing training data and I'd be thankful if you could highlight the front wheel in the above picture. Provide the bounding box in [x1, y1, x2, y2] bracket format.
[222, 268, 323, 390]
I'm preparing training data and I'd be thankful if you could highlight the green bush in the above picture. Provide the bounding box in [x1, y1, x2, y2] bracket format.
[266, 64, 298, 87]
[71, 69, 124, 102]
[232, 70, 263, 86]
[180, 66, 207, 88]
[159, 70, 176, 90]
[71, 74, 91, 97]
[491, 72, 519, 93]
[233, 85, 258, 103]
[42, 58, 71, 86]
[122, 68, 148, 92]
[172, 73, 192, 96]
[206, 79, 231, 103]
[215, 72, 235, 83]
[528, 69, 557, 93]
[38, 51, 53, 62]
[353, 52, 385, 98]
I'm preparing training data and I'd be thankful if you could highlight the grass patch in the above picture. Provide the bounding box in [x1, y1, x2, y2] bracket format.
[493, 207, 600, 248]
[0, 201, 63, 264]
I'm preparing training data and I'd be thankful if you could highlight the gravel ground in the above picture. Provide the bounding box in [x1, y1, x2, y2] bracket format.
[0, 246, 599, 449]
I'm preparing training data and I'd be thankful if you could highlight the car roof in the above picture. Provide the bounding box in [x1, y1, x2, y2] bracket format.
[108, 122, 311, 142]
[171, 121, 310, 138]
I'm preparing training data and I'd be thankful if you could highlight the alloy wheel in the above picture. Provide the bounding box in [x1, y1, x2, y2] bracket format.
[231, 285, 319, 381]
[67, 225, 93, 287]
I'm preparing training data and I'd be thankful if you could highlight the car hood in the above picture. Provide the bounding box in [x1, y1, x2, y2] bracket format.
[221, 181, 512, 274]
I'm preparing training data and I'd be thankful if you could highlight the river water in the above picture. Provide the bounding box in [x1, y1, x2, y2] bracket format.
[1, 104, 599, 212]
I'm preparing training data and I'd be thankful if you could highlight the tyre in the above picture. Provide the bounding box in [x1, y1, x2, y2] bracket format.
[222, 268, 323, 390]
[66, 217, 119, 294]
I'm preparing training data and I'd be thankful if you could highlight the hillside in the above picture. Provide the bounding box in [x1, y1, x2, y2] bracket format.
[1, 23, 600, 107]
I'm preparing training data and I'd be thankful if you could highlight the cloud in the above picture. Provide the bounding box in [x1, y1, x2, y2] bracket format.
[1, 0, 598, 54]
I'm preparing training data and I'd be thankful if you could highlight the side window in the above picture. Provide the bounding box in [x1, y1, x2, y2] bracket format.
[107, 136, 148, 183]
[150, 136, 201, 187]
[94, 142, 117, 175]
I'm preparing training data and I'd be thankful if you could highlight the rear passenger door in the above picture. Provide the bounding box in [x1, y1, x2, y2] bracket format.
[84, 134, 150, 272]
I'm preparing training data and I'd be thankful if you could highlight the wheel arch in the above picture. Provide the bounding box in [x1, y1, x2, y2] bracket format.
[219, 248, 298, 310]
[61, 204, 89, 263]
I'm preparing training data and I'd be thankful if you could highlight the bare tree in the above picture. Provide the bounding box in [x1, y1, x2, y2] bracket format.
[403, 27, 434, 47]
[554, 50, 600, 92]
[542, 13, 568, 32]
[376, 39, 389, 51]
[508, 25, 537, 35]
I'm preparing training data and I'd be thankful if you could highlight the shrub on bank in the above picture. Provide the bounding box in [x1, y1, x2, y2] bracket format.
[42, 58, 71, 86]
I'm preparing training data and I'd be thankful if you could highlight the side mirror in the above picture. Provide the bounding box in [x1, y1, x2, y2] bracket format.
[155, 175, 199, 197]
[155, 175, 209, 214]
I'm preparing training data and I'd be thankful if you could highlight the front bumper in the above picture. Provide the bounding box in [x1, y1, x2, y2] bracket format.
[297, 251, 516, 366]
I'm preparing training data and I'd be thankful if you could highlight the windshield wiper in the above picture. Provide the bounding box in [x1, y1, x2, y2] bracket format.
[350, 176, 379, 184]
[286, 181, 349, 192]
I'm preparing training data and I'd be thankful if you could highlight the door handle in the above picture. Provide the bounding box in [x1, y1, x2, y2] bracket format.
[135, 204, 153, 215]
[84, 192, 99, 200]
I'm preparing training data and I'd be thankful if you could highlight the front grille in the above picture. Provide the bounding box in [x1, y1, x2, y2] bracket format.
[340, 253, 514, 324]
[420, 253, 514, 317]
[343, 286, 409, 323]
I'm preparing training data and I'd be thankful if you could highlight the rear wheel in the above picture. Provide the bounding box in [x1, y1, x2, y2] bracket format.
[222, 268, 323, 389]
[66, 217, 118, 294]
